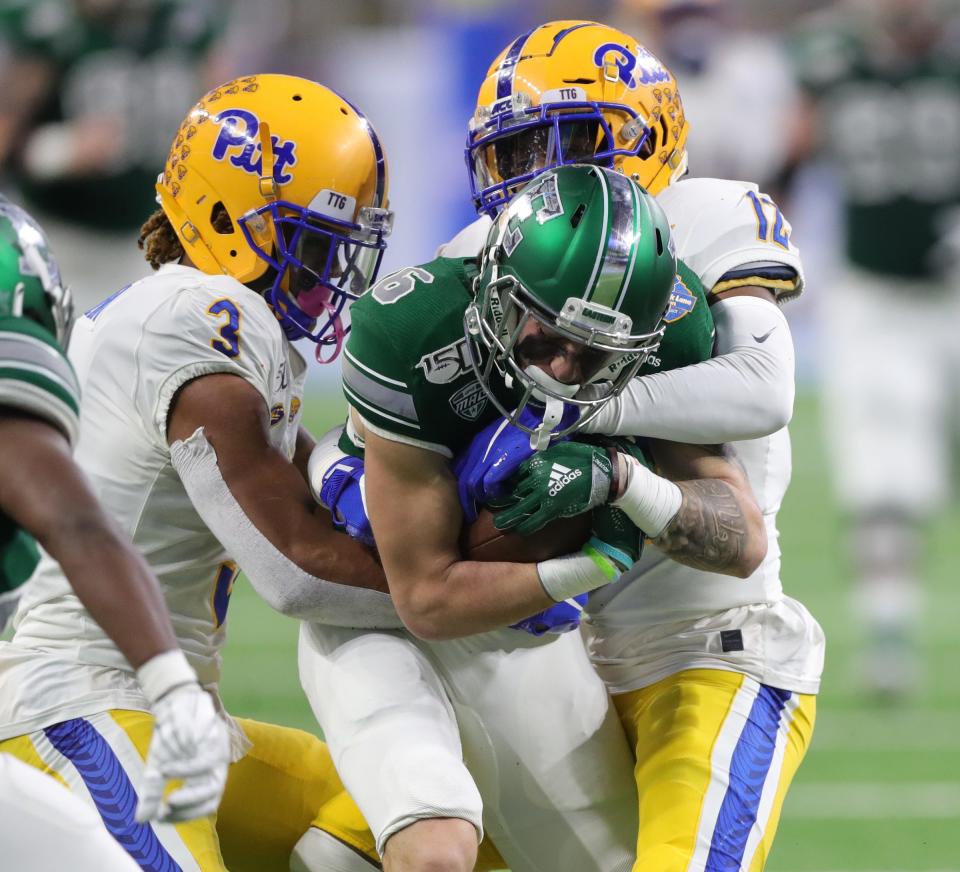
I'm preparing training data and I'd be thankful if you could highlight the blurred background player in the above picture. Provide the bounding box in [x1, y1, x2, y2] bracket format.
[0, 196, 228, 869]
[788, 0, 960, 698]
[0, 0, 227, 310]
[0, 76, 395, 871]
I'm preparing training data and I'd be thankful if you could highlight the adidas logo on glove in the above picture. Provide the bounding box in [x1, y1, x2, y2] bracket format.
[549, 462, 583, 496]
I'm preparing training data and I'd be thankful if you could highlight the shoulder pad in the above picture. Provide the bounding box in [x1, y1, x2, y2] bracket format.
[132, 274, 284, 439]
[657, 178, 804, 301]
[345, 260, 476, 453]
[0, 315, 79, 444]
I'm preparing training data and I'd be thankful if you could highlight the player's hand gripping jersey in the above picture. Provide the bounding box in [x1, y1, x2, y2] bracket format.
[0, 265, 302, 745]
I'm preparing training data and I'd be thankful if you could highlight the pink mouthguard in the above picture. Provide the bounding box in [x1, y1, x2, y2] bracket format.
[298, 284, 347, 364]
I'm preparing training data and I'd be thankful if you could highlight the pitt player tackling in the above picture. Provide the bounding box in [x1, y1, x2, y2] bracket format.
[0, 75, 396, 871]
[444, 20, 824, 872]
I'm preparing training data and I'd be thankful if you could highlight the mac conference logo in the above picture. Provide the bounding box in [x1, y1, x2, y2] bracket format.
[449, 381, 488, 421]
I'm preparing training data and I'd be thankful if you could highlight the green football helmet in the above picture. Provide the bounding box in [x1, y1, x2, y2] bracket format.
[465, 163, 676, 446]
[0, 197, 72, 346]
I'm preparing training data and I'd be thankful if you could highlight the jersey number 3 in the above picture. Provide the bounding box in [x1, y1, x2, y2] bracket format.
[208, 299, 242, 358]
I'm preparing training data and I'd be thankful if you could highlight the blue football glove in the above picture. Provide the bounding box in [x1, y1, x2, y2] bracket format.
[510, 592, 588, 637]
[453, 404, 579, 523]
[316, 455, 375, 546]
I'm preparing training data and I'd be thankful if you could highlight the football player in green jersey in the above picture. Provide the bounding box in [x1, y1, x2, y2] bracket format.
[0, 196, 229, 867]
[301, 165, 767, 872]
[789, 0, 960, 697]
[346, 165, 765, 633]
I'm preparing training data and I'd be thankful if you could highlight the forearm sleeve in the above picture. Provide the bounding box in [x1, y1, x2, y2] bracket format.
[584, 296, 795, 443]
[170, 428, 403, 629]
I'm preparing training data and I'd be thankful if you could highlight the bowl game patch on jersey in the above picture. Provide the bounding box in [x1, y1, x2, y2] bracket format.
[664, 275, 698, 323]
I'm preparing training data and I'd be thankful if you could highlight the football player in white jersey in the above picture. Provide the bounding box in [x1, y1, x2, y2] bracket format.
[308, 19, 823, 872]
[0, 197, 226, 869]
[0, 76, 398, 872]
[454, 20, 823, 872]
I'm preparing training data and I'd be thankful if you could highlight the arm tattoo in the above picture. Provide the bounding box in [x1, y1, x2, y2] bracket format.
[653, 479, 750, 573]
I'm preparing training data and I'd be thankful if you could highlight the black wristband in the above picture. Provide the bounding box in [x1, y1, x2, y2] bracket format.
[607, 447, 620, 501]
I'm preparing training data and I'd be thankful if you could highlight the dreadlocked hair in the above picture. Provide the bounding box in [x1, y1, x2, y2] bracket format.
[138, 209, 182, 269]
[138, 205, 235, 270]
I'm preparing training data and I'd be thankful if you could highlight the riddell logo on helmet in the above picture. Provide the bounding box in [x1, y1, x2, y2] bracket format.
[212, 108, 297, 184]
[549, 463, 582, 496]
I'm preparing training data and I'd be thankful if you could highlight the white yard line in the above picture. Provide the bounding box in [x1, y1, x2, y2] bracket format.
[785, 782, 960, 819]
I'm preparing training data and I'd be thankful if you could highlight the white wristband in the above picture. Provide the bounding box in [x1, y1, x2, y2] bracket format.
[136, 649, 197, 705]
[537, 552, 613, 603]
[612, 454, 682, 538]
[306, 426, 348, 505]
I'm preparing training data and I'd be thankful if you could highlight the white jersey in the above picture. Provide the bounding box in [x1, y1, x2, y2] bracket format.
[438, 177, 805, 302]
[657, 177, 804, 302]
[586, 427, 823, 695]
[0, 264, 306, 741]
[439, 178, 823, 695]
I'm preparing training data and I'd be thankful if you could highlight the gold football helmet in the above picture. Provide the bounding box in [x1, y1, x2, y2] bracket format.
[156, 74, 392, 355]
[467, 21, 689, 216]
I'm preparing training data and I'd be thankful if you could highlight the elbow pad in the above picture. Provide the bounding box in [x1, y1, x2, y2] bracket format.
[585, 296, 795, 443]
[170, 428, 402, 629]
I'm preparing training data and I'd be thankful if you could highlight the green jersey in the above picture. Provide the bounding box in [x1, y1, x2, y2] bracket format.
[0, 0, 222, 230]
[791, 14, 960, 278]
[342, 256, 714, 458]
[0, 315, 80, 597]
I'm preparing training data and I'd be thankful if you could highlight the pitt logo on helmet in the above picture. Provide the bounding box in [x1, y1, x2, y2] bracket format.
[592, 42, 671, 88]
[212, 108, 297, 184]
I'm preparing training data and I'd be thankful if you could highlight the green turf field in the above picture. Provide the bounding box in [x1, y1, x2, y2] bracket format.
[219, 390, 960, 872]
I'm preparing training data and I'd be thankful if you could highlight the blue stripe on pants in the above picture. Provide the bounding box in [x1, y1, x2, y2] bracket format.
[44, 718, 182, 872]
[704, 685, 792, 871]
